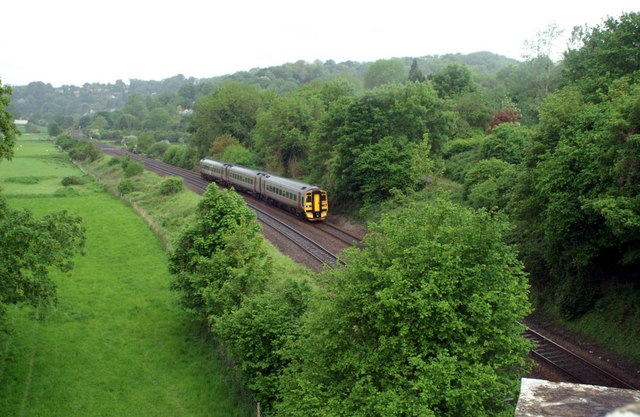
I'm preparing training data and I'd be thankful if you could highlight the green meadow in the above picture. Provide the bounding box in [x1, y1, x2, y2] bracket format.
[0, 135, 251, 416]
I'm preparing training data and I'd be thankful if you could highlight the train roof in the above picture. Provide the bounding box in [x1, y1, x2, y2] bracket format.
[202, 158, 323, 191]
[200, 158, 225, 166]
[264, 174, 320, 191]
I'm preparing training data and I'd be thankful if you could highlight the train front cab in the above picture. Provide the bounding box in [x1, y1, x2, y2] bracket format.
[303, 189, 328, 221]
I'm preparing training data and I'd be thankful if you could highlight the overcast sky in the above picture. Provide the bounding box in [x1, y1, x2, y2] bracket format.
[2, 1, 638, 87]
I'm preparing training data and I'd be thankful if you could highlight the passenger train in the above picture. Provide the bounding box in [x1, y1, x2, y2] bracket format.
[200, 158, 329, 221]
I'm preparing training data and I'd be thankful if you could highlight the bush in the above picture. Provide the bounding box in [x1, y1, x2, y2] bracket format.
[55, 135, 78, 150]
[68, 141, 101, 162]
[61, 176, 85, 186]
[123, 161, 144, 177]
[442, 136, 483, 158]
[117, 179, 134, 195]
[107, 157, 121, 166]
[53, 187, 80, 197]
[159, 177, 184, 196]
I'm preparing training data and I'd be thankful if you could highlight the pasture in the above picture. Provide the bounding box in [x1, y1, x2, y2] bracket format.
[0, 135, 251, 416]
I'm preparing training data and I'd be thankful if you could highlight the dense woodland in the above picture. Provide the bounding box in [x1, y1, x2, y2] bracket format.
[2, 11, 640, 416]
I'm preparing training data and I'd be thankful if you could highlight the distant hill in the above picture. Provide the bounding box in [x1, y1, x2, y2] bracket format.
[8, 52, 520, 123]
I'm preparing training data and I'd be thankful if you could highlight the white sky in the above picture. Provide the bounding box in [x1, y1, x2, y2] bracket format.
[2, 1, 638, 87]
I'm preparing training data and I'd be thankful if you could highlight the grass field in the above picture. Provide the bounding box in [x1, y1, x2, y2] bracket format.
[0, 135, 252, 416]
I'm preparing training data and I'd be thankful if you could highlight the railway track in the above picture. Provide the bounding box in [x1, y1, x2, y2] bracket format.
[90, 140, 637, 391]
[524, 327, 636, 389]
[93, 142, 346, 270]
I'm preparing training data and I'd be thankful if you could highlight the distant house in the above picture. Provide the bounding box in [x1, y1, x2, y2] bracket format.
[14, 119, 28, 127]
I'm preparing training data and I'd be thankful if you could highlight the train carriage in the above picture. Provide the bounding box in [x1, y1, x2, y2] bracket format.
[261, 174, 328, 221]
[199, 158, 328, 221]
[200, 158, 227, 182]
[227, 165, 260, 193]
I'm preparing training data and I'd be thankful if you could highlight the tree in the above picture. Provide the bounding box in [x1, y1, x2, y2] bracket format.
[430, 63, 477, 98]
[253, 90, 323, 176]
[510, 78, 640, 318]
[481, 122, 532, 164]
[364, 59, 406, 89]
[0, 85, 86, 325]
[0, 199, 86, 325]
[190, 81, 264, 157]
[48, 121, 62, 137]
[463, 158, 516, 210]
[168, 185, 264, 318]
[408, 59, 425, 82]
[562, 12, 640, 99]
[0, 79, 19, 160]
[221, 144, 258, 168]
[276, 198, 531, 417]
[328, 82, 455, 206]
[146, 107, 173, 130]
[208, 133, 241, 159]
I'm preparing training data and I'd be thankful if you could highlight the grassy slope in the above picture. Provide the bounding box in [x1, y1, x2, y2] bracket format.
[0, 136, 251, 416]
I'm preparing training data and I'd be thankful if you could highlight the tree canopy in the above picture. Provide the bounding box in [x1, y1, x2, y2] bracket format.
[0, 80, 19, 160]
[276, 198, 531, 417]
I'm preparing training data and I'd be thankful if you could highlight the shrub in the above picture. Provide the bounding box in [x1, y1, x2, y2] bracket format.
[61, 176, 85, 186]
[68, 141, 101, 162]
[159, 177, 184, 196]
[53, 187, 80, 197]
[117, 179, 134, 195]
[55, 135, 78, 150]
[107, 157, 121, 166]
[5, 176, 40, 184]
[123, 161, 144, 177]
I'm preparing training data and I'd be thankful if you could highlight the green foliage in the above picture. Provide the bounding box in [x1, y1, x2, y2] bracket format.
[511, 77, 640, 318]
[451, 90, 494, 135]
[55, 135, 78, 150]
[158, 176, 184, 196]
[408, 59, 425, 82]
[329, 82, 455, 206]
[214, 277, 313, 412]
[191, 81, 264, 156]
[169, 185, 262, 315]
[5, 176, 41, 185]
[563, 12, 640, 99]
[0, 80, 19, 161]
[430, 63, 478, 98]
[463, 159, 516, 210]
[253, 89, 323, 175]
[1, 188, 251, 415]
[0, 194, 86, 324]
[48, 121, 62, 137]
[350, 135, 416, 203]
[107, 156, 121, 166]
[364, 59, 406, 89]
[117, 178, 134, 195]
[121, 158, 144, 177]
[221, 144, 258, 168]
[147, 140, 170, 159]
[276, 198, 531, 417]
[162, 145, 198, 169]
[208, 133, 241, 159]
[61, 176, 85, 186]
[68, 141, 101, 162]
[481, 122, 532, 164]
[442, 136, 483, 158]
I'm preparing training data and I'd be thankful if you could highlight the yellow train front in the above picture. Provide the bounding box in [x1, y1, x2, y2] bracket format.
[302, 188, 329, 221]
[259, 173, 329, 221]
